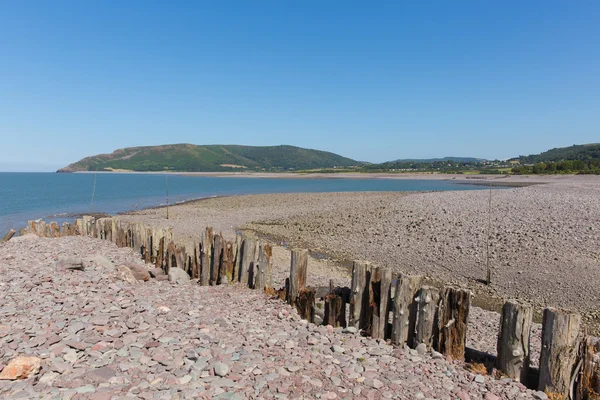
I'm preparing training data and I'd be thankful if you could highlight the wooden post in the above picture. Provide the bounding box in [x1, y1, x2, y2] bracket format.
[496, 299, 533, 383]
[239, 236, 256, 288]
[201, 227, 213, 286]
[370, 267, 393, 339]
[233, 234, 242, 281]
[436, 287, 471, 361]
[538, 307, 582, 397]
[212, 233, 223, 285]
[190, 241, 199, 279]
[289, 249, 309, 305]
[576, 336, 600, 400]
[156, 236, 165, 270]
[1, 229, 16, 243]
[255, 243, 273, 291]
[324, 290, 347, 328]
[223, 241, 235, 283]
[166, 241, 176, 274]
[391, 273, 422, 346]
[349, 261, 372, 331]
[175, 246, 186, 274]
[414, 286, 440, 350]
[50, 222, 60, 238]
[296, 288, 315, 323]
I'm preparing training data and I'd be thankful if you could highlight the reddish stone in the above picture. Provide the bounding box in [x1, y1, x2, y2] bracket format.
[0, 356, 42, 380]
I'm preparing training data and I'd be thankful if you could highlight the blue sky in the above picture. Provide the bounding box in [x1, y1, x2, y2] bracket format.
[1, 1, 599, 171]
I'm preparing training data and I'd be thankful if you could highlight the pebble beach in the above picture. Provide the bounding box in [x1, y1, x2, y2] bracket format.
[1, 174, 598, 399]
[0, 235, 544, 399]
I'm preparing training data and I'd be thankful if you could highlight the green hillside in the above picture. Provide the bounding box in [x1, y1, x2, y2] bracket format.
[512, 143, 600, 175]
[57, 144, 359, 172]
[517, 143, 600, 164]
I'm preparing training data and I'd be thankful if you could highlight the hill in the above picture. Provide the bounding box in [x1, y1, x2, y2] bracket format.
[58, 144, 359, 172]
[516, 143, 600, 164]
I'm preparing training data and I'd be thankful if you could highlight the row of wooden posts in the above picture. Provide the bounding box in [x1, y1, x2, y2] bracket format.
[25, 216, 600, 399]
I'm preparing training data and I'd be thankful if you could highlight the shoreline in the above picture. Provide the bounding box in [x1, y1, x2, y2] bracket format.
[69, 169, 558, 184]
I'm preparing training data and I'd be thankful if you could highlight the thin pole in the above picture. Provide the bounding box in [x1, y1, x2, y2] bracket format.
[90, 173, 97, 214]
[166, 175, 169, 220]
[485, 182, 492, 285]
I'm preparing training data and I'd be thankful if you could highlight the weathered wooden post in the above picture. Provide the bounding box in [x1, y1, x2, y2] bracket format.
[414, 285, 440, 350]
[61, 222, 73, 236]
[223, 240, 235, 283]
[297, 288, 316, 323]
[156, 236, 165, 270]
[50, 222, 60, 237]
[1, 229, 15, 243]
[289, 249, 309, 305]
[538, 307, 581, 397]
[255, 243, 273, 291]
[212, 233, 224, 285]
[370, 267, 393, 339]
[166, 241, 176, 274]
[200, 227, 213, 286]
[233, 234, 242, 281]
[576, 336, 600, 400]
[436, 287, 471, 361]
[239, 235, 257, 288]
[496, 299, 533, 383]
[391, 273, 422, 346]
[324, 284, 347, 328]
[191, 240, 199, 279]
[349, 261, 372, 331]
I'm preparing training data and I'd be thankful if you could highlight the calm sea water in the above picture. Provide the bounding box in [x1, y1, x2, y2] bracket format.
[0, 172, 487, 234]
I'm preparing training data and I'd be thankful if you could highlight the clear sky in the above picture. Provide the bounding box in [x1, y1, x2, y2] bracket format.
[1, 1, 599, 171]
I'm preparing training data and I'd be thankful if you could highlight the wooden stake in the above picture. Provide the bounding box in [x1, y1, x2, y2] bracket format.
[349, 261, 372, 331]
[200, 227, 213, 286]
[212, 233, 223, 285]
[296, 288, 316, 323]
[436, 287, 471, 361]
[414, 285, 440, 350]
[496, 299, 533, 383]
[239, 235, 256, 287]
[1, 229, 15, 243]
[370, 267, 393, 339]
[224, 241, 235, 283]
[156, 236, 165, 270]
[289, 249, 309, 305]
[391, 273, 422, 346]
[255, 243, 273, 291]
[324, 288, 347, 328]
[538, 307, 582, 396]
[576, 336, 600, 400]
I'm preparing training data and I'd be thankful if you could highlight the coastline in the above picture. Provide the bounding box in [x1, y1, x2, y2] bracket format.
[71, 169, 557, 184]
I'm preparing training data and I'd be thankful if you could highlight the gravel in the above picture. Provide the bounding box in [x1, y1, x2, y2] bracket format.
[0, 234, 542, 398]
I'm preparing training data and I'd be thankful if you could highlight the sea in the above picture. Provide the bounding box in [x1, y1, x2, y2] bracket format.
[0, 172, 489, 235]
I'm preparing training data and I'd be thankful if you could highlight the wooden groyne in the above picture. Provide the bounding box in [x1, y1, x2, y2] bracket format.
[23, 216, 600, 399]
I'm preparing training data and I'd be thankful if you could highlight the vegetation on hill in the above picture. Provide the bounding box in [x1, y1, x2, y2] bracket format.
[516, 144, 600, 164]
[357, 159, 511, 175]
[512, 144, 600, 175]
[58, 144, 359, 172]
[393, 157, 485, 163]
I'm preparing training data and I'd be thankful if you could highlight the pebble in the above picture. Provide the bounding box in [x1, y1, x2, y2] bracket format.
[331, 345, 345, 353]
[214, 363, 230, 377]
